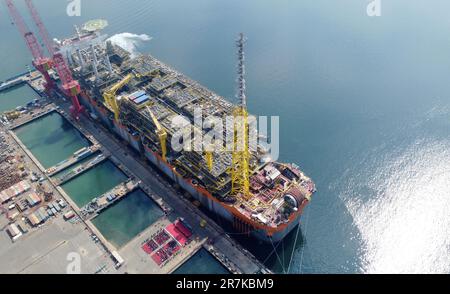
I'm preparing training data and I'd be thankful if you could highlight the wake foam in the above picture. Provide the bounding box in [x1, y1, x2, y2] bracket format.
[107, 32, 152, 57]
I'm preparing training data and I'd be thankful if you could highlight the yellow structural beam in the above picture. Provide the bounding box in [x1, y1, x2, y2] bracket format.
[146, 106, 167, 161]
[230, 105, 251, 200]
[205, 151, 213, 171]
[103, 73, 134, 121]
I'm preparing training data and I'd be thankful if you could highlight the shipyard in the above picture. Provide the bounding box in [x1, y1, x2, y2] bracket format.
[0, 71, 268, 274]
[0, 0, 314, 274]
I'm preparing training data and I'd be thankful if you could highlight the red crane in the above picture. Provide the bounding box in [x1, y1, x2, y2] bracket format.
[24, 0, 84, 119]
[4, 0, 54, 94]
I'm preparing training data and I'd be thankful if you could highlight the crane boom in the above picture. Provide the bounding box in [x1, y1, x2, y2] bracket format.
[23, 0, 83, 119]
[4, 0, 54, 92]
[4, 0, 42, 59]
[24, 0, 55, 56]
[103, 72, 167, 161]
[146, 106, 167, 161]
[103, 74, 134, 121]
[53, 53, 76, 87]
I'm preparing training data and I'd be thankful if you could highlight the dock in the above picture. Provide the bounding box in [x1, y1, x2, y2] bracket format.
[7, 105, 55, 129]
[0, 73, 28, 92]
[45, 145, 101, 176]
[80, 180, 140, 220]
[52, 153, 108, 185]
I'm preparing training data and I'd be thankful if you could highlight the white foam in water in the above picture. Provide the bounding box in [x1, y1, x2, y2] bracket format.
[107, 32, 152, 57]
[345, 140, 450, 274]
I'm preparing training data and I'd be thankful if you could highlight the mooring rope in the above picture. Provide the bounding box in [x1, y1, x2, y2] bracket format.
[297, 206, 312, 273]
[262, 240, 283, 264]
[287, 221, 302, 273]
[269, 236, 286, 274]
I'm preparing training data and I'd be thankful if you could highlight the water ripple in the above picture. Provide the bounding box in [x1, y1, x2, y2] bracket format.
[345, 140, 450, 273]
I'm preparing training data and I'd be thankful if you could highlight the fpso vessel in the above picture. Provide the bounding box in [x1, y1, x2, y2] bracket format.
[57, 22, 315, 242]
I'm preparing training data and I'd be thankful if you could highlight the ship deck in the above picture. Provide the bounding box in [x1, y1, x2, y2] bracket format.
[65, 33, 315, 230]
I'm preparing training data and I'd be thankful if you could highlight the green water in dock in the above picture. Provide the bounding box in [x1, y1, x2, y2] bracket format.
[91, 188, 165, 248]
[60, 159, 127, 208]
[173, 248, 230, 274]
[0, 84, 39, 113]
[14, 112, 90, 168]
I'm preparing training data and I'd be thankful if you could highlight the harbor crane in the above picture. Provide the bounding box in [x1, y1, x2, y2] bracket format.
[103, 72, 168, 161]
[146, 106, 167, 161]
[102, 72, 157, 121]
[4, 0, 54, 94]
[102, 73, 134, 121]
[24, 0, 84, 119]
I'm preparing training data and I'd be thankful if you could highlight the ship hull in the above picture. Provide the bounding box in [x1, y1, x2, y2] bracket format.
[79, 93, 304, 243]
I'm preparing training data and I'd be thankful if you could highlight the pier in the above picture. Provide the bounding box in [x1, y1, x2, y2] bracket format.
[52, 153, 108, 185]
[80, 180, 140, 220]
[45, 145, 101, 176]
[9, 107, 56, 130]
[0, 74, 28, 92]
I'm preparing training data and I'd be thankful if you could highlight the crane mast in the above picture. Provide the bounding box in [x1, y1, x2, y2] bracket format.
[24, 0, 55, 56]
[230, 33, 251, 200]
[103, 73, 134, 121]
[146, 106, 167, 161]
[4, 0, 54, 93]
[24, 0, 84, 119]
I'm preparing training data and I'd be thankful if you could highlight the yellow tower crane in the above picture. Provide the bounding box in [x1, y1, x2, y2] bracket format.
[103, 73, 134, 121]
[146, 106, 167, 161]
[230, 33, 251, 200]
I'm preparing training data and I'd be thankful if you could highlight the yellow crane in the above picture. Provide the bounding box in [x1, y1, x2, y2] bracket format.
[230, 33, 251, 200]
[146, 106, 167, 161]
[103, 73, 134, 121]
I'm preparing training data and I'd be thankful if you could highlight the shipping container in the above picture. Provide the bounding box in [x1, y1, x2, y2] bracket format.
[53, 201, 61, 212]
[63, 211, 75, 220]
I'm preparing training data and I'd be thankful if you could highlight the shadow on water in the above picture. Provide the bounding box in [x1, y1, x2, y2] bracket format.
[240, 224, 306, 274]
[14, 111, 91, 168]
[173, 248, 230, 274]
[0, 83, 40, 113]
[200, 207, 306, 274]
[91, 188, 165, 248]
